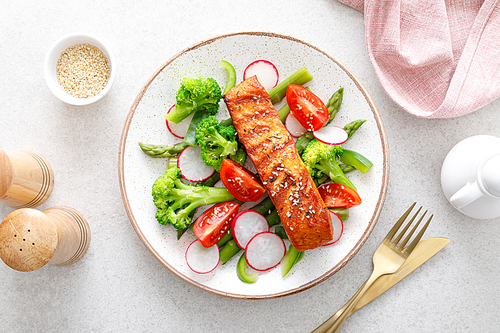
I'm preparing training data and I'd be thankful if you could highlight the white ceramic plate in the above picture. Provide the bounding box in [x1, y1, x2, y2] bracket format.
[119, 32, 389, 299]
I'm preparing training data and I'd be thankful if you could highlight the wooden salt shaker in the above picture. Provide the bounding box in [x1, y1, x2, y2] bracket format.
[0, 149, 54, 208]
[0, 206, 90, 272]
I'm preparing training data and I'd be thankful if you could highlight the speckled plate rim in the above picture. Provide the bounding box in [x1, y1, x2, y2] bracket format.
[118, 31, 389, 300]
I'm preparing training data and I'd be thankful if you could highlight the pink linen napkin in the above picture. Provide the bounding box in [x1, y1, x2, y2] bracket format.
[339, 0, 500, 118]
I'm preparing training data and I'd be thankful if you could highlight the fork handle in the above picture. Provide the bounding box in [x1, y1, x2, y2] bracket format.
[313, 271, 382, 333]
[312, 282, 367, 333]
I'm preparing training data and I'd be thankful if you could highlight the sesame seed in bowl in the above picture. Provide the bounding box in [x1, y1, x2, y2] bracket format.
[44, 33, 115, 106]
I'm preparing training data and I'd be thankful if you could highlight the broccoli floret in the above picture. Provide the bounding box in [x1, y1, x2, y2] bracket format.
[195, 116, 239, 172]
[302, 139, 357, 191]
[229, 145, 247, 167]
[165, 78, 222, 124]
[152, 167, 234, 229]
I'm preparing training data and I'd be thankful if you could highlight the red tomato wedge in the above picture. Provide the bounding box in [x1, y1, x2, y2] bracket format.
[220, 159, 266, 202]
[318, 183, 362, 208]
[193, 202, 239, 248]
[286, 84, 329, 131]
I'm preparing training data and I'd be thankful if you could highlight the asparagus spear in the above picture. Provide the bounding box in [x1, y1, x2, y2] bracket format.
[296, 132, 315, 155]
[268, 67, 313, 104]
[138, 142, 187, 158]
[344, 119, 366, 139]
[325, 87, 344, 126]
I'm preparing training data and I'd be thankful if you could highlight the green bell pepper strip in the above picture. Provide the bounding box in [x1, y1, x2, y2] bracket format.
[340, 149, 373, 174]
[236, 252, 258, 283]
[330, 208, 349, 221]
[281, 244, 304, 278]
[220, 60, 237, 95]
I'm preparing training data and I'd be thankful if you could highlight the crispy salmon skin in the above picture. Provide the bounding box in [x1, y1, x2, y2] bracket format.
[224, 76, 333, 251]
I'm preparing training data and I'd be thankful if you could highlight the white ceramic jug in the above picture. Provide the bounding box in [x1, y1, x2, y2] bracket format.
[441, 135, 500, 219]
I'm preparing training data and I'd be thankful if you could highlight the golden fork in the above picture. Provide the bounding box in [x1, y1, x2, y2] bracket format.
[312, 203, 433, 333]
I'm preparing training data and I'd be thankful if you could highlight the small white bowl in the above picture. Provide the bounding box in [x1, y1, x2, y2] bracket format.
[44, 33, 115, 105]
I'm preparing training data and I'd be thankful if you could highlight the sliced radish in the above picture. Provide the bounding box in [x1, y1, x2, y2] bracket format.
[231, 210, 269, 249]
[185, 240, 220, 274]
[243, 60, 279, 92]
[166, 105, 194, 139]
[177, 146, 215, 182]
[323, 211, 344, 246]
[245, 232, 286, 271]
[313, 125, 349, 145]
[285, 112, 308, 138]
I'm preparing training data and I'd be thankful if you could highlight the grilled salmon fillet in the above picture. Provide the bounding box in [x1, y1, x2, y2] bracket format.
[224, 76, 333, 251]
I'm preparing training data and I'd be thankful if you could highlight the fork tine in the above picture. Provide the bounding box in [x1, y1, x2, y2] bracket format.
[393, 206, 422, 245]
[404, 214, 433, 253]
[398, 209, 427, 248]
[385, 202, 416, 241]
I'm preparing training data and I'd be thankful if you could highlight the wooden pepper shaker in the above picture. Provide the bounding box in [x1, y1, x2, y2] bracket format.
[0, 149, 54, 208]
[0, 206, 90, 272]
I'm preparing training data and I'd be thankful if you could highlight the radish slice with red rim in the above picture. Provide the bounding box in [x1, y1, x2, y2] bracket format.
[185, 240, 220, 274]
[323, 211, 344, 246]
[313, 125, 348, 145]
[245, 232, 286, 271]
[231, 210, 269, 249]
[165, 105, 194, 139]
[177, 146, 215, 182]
[243, 60, 279, 92]
[285, 112, 308, 138]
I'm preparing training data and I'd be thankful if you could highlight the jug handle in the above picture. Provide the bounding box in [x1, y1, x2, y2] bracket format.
[450, 182, 484, 209]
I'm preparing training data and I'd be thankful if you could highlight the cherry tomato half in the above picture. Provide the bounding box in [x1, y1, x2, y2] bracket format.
[318, 183, 362, 208]
[220, 159, 266, 202]
[286, 84, 329, 131]
[193, 202, 239, 248]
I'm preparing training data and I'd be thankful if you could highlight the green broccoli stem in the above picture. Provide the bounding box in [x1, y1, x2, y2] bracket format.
[344, 119, 366, 140]
[165, 105, 195, 124]
[220, 239, 241, 264]
[340, 149, 373, 173]
[295, 132, 315, 155]
[319, 158, 357, 192]
[139, 142, 187, 158]
[220, 60, 236, 95]
[183, 110, 210, 146]
[171, 180, 234, 216]
[325, 87, 344, 126]
[268, 67, 313, 104]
